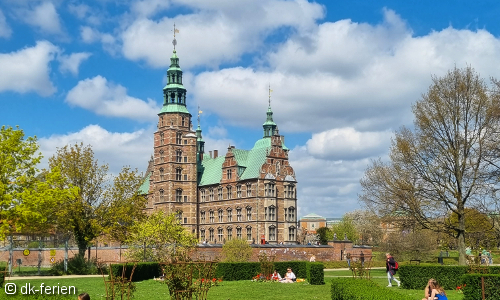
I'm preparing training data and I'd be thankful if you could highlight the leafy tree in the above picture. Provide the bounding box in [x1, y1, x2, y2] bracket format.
[49, 143, 146, 256]
[221, 238, 252, 262]
[315, 227, 331, 245]
[0, 126, 77, 239]
[360, 66, 500, 265]
[331, 215, 358, 243]
[345, 210, 383, 246]
[126, 210, 197, 262]
[446, 208, 496, 250]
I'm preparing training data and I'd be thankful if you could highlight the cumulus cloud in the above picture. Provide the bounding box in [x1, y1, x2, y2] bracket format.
[0, 40, 58, 96]
[65, 75, 160, 121]
[58, 52, 92, 75]
[131, 0, 171, 18]
[120, 0, 324, 68]
[0, 9, 12, 38]
[16, 1, 63, 35]
[39, 124, 154, 175]
[306, 127, 393, 160]
[68, 3, 101, 25]
[80, 26, 118, 54]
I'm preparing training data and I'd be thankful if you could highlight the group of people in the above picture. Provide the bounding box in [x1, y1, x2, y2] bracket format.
[385, 253, 448, 300]
[271, 268, 296, 283]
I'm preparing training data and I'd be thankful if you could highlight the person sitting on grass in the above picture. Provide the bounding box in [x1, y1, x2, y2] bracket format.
[422, 278, 448, 300]
[78, 293, 90, 300]
[271, 270, 281, 281]
[280, 268, 296, 283]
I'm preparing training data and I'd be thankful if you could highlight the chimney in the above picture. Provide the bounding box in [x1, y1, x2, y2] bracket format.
[209, 151, 213, 158]
[214, 150, 218, 158]
[200, 153, 204, 161]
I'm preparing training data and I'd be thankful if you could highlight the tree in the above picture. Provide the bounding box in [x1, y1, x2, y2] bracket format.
[49, 143, 146, 256]
[331, 215, 358, 243]
[221, 238, 252, 262]
[446, 208, 496, 250]
[315, 227, 331, 245]
[0, 126, 77, 240]
[126, 210, 197, 262]
[360, 66, 500, 265]
[345, 210, 383, 246]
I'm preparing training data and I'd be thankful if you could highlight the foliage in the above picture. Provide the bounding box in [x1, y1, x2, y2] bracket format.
[360, 66, 500, 265]
[447, 208, 497, 250]
[331, 278, 415, 300]
[110, 262, 161, 282]
[126, 210, 197, 262]
[307, 262, 325, 285]
[104, 263, 137, 300]
[0, 126, 78, 240]
[316, 227, 332, 245]
[461, 274, 500, 300]
[345, 210, 383, 245]
[331, 215, 358, 243]
[49, 143, 146, 256]
[257, 251, 275, 279]
[215, 262, 261, 281]
[221, 238, 252, 262]
[379, 230, 437, 262]
[274, 261, 308, 279]
[50, 255, 102, 275]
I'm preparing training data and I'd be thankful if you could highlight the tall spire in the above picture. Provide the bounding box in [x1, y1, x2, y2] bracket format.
[159, 24, 189, 115]
[263, 84, 277, 138]
[196, 106, 205, 161]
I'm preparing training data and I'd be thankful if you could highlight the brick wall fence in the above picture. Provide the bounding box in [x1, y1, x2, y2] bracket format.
[0, 241, 371, 268]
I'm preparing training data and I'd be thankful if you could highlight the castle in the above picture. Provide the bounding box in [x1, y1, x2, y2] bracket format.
[139, 48, 298, 244]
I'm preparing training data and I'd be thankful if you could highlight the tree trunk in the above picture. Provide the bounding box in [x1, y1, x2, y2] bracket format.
[457, 207, 467, 265]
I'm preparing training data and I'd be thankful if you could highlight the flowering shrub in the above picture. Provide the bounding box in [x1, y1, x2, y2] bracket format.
[456, 284, 466, 294]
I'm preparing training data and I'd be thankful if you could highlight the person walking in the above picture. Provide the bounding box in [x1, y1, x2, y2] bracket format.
[385, 253, 400, 287]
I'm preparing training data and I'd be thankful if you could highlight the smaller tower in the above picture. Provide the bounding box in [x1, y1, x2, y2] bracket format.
[263, 85, 277, 138]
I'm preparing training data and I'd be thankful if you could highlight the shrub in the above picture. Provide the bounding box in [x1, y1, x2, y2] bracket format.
[274, 261, 307, 279]
[221, 239, 252, 262]
[331, 278, 414, 300]
[110, 262, 161, 282]
[322, 260, 386, 269]
[50, 255, 101, 275]
[214, 262, 260, 281]
[307, 262, 324, 285]
[461, 274, 500, 300]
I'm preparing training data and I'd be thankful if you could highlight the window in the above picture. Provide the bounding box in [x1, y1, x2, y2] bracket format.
[176, 150, 182, 162]
[184, 195, 188, 202]
[269, 206, 275, 221]
[265, 182, 275, 197]
[160, 132, 164, 145]
[269, 226, 276, 241]
[227, 227, 233, 241]
[218, 209, 223, 222]
[159, 168, 164, 181]
[246, 183, 252, 197]
[209, 228, 214, 242]
[246, 207, 252, 221]
[176, 211, 182, 222]
[227, 209, 232, 222]
[176, 132, 182, 144]
[227, 169, 232, 180]
[236, 185, 241, 198]
[200, 229, 205, 241]
[236, 208, 242, 221]
[236, 227, 242, 239]
[286, 185, 295, 198]
[288, 227, 296, 241]
[184, 174, 188, 181]
[201, 211, 206, 223]
[209, 211, 214, 223]
[201, 190, 206, 202]
[184, 156, 187, 162]
[160, 150, 164, 163]
[218, 228, 223, 242]
[184, 217, 187, 224]
[209, 188, 214, 201]
[176, 168, 182, 181]
[246, 227, 252, 240]
[176, 189, 182, 202]
[160, 116, 164, 127]
[182, 117, 185, 127]
[288, 207, 295, 222]
[226, 186, 232, 199]
[159, 189, 164, 202]
[184, 140, 187, 144]
[218, 186, 223, 200]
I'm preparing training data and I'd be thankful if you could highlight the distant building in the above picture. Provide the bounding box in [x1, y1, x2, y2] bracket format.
[299, 213, 327, 234]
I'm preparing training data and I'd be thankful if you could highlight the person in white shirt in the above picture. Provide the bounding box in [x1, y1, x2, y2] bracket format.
[280, 268, 296, 283]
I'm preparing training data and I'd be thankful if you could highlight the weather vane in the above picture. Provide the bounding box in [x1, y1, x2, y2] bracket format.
[172, 23, 179, 50]
[268, 83, 273, 107]
[198, 106, 202, 126]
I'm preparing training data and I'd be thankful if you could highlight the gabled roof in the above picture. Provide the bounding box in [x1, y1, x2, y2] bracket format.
[138, 172, 151, 195]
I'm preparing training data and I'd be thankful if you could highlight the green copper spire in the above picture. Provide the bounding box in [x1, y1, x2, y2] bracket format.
[263, 85, 277, 137]
[159, 26, 189, 115]
[196, 107, 205, 162]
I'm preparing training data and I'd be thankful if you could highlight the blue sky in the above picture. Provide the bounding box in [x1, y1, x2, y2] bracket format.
[2, 0, 500, 218]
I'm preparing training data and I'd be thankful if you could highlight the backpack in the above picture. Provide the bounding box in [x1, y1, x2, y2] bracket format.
[394, 261, 399, 270]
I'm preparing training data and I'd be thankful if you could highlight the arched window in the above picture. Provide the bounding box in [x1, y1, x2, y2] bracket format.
[236, 226, 242, 239]
[227, 227, 233, 241]
[209, 228, 214, 242]
[269, 226, 276, 241]
[218, 209, 223, 222]
[227, 208, 232, 222]
[200, 189, 206, 202]
[176, 189, 182, 202]
[209, 188, 214, 201]
[159, 168, 164, 181]
[226, 186, 232, 199]
[176, 168, 182, 181]
[288, 226, 296, 241]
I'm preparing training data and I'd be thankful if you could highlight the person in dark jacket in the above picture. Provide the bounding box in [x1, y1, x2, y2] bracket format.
[385, 253, 400, 287]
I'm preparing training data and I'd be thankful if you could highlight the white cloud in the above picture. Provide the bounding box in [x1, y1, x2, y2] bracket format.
[0, 41, 58, 96]
[38, 124, 154, 175]
[65, 75, 160, 121]
[58, 52, 92, 75]
[131, 0, 171, 18]
[16, 1, 63, 35]
[0, 9, 12, 38]
[120, 0, 324, 68]
[68, 3, 102, 25]
[80, 26, 99, 43]
[80, 26, 118, 54]
[306, 127, 393, 160]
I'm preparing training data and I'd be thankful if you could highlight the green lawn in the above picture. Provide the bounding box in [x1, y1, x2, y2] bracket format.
[1, 269, 464, 300]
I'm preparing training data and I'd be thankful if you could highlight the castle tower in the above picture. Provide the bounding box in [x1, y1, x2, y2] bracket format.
[150, 46, 198, 234]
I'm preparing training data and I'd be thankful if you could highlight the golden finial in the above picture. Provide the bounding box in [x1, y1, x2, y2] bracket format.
[268, 83, 273, 107]
[172, 23, 180, 50]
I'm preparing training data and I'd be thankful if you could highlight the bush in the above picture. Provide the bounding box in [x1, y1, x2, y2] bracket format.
[50, 255, 101, 275]
[307, 262, 324, 285]
[215, 262, 260, 281]
[322, 260, 387, 269]
[331, 278, 414, 300]
[221, 239, 252, 262]
[110, 262, 161, 282]
[274, 261, 307, 279]
[461, 274, 500, 300]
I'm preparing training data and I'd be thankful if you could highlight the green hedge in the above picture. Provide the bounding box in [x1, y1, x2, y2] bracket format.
[214, 262, 261, 281]
[307, 262, 325, 285]
[331, 278, 414, 300]
[461, 274, 500, 300]
[274, 261, 307, 279]
[110, 262, 161, 282]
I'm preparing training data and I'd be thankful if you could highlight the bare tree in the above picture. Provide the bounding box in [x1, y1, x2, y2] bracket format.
[360, 66, 500, 265]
